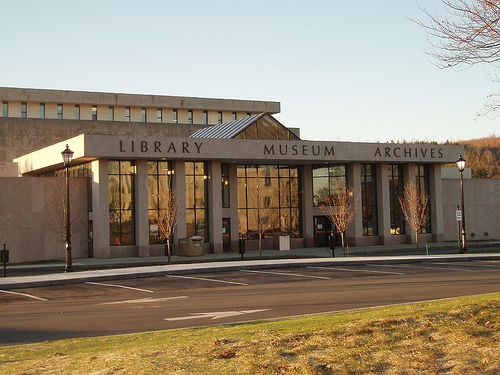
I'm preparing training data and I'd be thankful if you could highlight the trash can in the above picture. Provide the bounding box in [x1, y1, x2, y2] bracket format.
[189, 236, 204, 256]
[177, 236, 204, 257]
[279, 233, 290, 251]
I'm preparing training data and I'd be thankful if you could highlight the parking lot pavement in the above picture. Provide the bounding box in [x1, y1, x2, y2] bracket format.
[0, 250, 499, 290]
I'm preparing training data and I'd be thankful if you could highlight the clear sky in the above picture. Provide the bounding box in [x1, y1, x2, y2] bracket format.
[1, 0, 498, 143]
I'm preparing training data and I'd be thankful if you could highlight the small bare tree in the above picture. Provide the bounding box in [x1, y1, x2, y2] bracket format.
[399, 181, 430, 254]
[319, 183, 358, 257]
[154, 188, 179, 265]
[45, 179, 87, 255]
[414, 0, 500, 116]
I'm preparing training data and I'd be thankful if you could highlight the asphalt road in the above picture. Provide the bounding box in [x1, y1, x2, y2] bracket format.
[0, 260, 499, 347]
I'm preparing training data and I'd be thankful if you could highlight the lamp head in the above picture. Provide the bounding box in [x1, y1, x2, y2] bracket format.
[61, 144, 74, 167]
[456, 154, 466, 172]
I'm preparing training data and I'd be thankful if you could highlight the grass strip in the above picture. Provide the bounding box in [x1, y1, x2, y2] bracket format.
[0, 293, 498, 374]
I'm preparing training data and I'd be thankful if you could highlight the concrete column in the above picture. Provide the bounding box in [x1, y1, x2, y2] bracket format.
[172, 160, 186, 252]
[430, 164, 444, 243]
[134, 159, 149, 257]
[90, 159, 110, 258]
[346, 163, 362, 246]
[208, 160, 223, 253]
[377, 163, 391, 245]
[302, 164, 314, 247]
[228, 163, 239, 251]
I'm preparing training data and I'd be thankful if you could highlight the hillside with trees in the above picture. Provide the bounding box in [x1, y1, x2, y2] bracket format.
[461, 136, 500, 179]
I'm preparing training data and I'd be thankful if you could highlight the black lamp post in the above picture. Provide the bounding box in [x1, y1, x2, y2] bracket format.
[456, 155, 468, 253]
[62, 144, 74, 272]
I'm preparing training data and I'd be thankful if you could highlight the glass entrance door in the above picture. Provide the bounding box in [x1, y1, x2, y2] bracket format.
[222, 218, 231, 252]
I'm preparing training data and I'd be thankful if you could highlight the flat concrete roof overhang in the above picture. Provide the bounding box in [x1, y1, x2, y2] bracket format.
[15, 134, 465, 175]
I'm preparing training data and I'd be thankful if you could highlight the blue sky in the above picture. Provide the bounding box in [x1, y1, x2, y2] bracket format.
[1, 0, 498, 143]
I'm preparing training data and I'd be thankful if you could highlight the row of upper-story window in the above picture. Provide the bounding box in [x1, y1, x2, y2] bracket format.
[1, 101, 252, 125]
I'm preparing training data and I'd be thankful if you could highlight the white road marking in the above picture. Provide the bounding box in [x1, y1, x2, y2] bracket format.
[370, 263, 471, 272]
[85, 281, 154, 293]
[165, 275, 248, 286]
[421, 263, 472, 271]
[0, 289, 48, 301]
[165, 309, 270, 322]
[308, 266, 405, 276]
[240, 269, 331, 280]
[101, 296, 188, 305]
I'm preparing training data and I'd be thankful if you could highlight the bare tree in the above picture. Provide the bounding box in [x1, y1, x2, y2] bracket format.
[414, 0, 500, 116]
[319, 183, 359, 257]
[45, 179, 86, 251]
[399, 181, 430, 254]
[251, 179, 279, 260]
[154, 187, 180, 265]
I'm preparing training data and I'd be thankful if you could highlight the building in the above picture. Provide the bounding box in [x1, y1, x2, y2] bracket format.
[2, 87, 488, 264]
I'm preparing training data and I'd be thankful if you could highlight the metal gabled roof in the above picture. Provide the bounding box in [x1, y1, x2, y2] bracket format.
[189, 113, 266, 139]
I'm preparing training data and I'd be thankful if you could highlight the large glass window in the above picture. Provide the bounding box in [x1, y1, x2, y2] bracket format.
[238, 164, 301, 239]
[39, 103, 45, 118]
[203, 111, 208, 125]
[148, 161, 173, 244]
[75, 105, 80, 120]
[125, 107, 131, 122]
[109, 161, 135, 246]
[173, 109, 178, 123]
[188, 110, 193, 124]
[92, 105, 98, 120]
[389, 164, 405, 235]
[416, 164, 432, 233]
[57, 104, 63, 119]
[185, 162, 208, 239]
[157, 108, 162, 123]
[361, 164, 378, 236]
[2, 102, 7, 117]
[109, 106, 114, 121]
[141, 108, 147, 122]
[312, 164, 346, 206]
[218, 111, 223, 124]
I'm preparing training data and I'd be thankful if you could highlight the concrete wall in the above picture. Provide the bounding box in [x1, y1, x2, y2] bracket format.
[442, 178, 500, 242]
[0, 118, 207, 162]
[0, 177, 88, 263]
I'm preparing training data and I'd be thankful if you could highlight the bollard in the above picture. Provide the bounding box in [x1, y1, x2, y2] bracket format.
[329, 231, 335, 258]
[239, 235, 245, 261]
[1, 244, 9, 277]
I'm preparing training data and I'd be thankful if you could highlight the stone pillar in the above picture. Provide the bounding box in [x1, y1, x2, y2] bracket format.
[228, 163, 239, 251]
[90, 159, 110, 258]
[302, 164, 314, 247]
[346, 163, 362, 246]
[134, 159, 149, 257]
[172, 160, 186, 253]
[430, 164, 444, 243]
[377, 163, 391, 245]
[208, 160, 223, 253]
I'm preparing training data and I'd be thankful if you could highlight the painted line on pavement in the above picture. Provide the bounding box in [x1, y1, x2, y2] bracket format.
[421, 262, 473, 271]
[0, 289, 48, 301]
[369, 263, 470, 272]
[241, 269, 331, 280]
[101, 296, 188, 305]
[86, 281, 155, 293]
[309, 266, 405, 276]
[165, 275, 248, 286]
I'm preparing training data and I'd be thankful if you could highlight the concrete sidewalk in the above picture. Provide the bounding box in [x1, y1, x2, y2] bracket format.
[1, 242, 499, 290]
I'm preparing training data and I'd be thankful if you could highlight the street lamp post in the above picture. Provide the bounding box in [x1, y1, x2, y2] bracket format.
[456, 155, 468, 254]
[62, 145, 74, 272]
